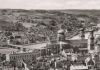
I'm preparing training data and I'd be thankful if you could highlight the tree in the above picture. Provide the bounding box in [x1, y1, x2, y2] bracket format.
[5, 31, 12, 37]
[1, 54, 6, 61]
[14, 22, 26, 32]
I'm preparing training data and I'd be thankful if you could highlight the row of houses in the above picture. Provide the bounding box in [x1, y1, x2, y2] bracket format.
[10, 52, 40, 62]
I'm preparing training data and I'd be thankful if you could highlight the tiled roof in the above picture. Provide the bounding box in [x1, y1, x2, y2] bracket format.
[68, 39, 88, 47]
[87, 58, 95, 66]
[0, 48, 18, 54]
[96, 41, 100, 45]
[8, 42, 47, 49]
[47, 39, 88, 49]
[70, 65, 88, 69]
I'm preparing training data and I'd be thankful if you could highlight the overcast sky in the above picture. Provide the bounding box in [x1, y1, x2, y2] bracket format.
[0, 0, 100, 9]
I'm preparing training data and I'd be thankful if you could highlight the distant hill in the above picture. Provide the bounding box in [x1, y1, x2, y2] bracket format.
[0, 9, 100, 43]
[61, 9, 100, 15]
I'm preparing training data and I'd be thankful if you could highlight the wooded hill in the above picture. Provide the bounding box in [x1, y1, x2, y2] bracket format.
[0, 9, 99, 43]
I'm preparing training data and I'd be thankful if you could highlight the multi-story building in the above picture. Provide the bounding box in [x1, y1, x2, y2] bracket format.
[10, 51, 40, 62]
[0, 47, 18, 61]
[94, 35, 100, 70]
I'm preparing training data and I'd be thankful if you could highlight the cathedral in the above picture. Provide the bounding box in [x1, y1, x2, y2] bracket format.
[49, 27, 100, 54]
[46, 28, 92, 55]
[44, 27, 100, 69]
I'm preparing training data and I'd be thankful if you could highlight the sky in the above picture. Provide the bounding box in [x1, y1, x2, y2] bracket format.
[0, 0, 100, 10]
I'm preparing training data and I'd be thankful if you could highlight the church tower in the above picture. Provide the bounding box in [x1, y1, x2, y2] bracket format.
[57, 29, 65, 42]
[80, 28, 85, 40]
[57, 28, 66, 53]
[88, 29, 95, 53]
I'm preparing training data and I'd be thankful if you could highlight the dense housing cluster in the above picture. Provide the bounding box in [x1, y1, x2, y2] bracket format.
[0, 9, 100, 70]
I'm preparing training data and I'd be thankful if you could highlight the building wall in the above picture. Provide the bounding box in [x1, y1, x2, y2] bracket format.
[46, 44, 60, 55]
[10, 52, 40, 61]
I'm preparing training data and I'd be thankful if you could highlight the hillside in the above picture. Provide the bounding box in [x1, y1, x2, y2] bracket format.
[0, 9, 99, 43]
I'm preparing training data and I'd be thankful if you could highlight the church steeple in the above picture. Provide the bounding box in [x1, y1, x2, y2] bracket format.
[80, 28, 85, 40]
[57, 27, 65, 42]
[88, 29, 95, 53]
[57, 25, 66, 53]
